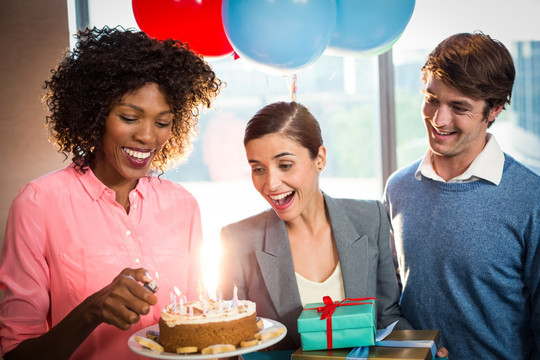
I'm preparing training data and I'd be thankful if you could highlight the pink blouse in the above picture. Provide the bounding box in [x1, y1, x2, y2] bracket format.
[0, 165, 202, 359]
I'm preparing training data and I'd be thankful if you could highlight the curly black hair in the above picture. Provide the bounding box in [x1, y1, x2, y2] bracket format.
[43, 26, 222, 173]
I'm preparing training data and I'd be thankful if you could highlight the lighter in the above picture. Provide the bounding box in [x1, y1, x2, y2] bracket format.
[143, 279, 159, 293]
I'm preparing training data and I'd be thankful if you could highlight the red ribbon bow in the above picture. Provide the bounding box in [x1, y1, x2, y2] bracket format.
[304, 296, 377, 349]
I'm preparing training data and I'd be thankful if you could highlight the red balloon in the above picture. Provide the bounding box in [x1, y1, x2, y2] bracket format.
[132, 0, 233, 58]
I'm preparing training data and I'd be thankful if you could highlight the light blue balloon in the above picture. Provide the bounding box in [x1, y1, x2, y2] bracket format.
[328, 0, 415, 55]
[222, 0, 337, 75]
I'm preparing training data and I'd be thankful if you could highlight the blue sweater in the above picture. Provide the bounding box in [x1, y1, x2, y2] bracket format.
[384, 155, 540, 359]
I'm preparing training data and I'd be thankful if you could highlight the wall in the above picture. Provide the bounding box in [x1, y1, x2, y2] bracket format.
[0, 0, 69, 253]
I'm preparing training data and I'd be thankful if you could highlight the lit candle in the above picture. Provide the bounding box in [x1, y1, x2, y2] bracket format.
[207, 282, 217, 301]
[218, 290, 223, 313]
[182, 294, 187, 315]
[171, 292, 178, 313]
[202, 300, 207, 316]
[188, 305, 194, 317]
[233, 284, 239, 307]
[173, 286, 182, 314]
[180, 297, 185, 315]
[197, 282, 203, 301]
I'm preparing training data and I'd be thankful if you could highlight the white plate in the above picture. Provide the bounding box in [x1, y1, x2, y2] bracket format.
[128, 317, 287, 359]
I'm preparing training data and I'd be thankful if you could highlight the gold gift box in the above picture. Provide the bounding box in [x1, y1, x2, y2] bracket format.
[292, 330, 439, 360]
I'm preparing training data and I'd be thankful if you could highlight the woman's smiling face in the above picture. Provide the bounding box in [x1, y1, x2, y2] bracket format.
[93, 83, 173, 188]
[245, 133, 325, 222]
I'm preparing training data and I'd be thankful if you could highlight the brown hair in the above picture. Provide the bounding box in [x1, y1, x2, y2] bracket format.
[244, 101, 323, 159]
[421, 32, 515, 125]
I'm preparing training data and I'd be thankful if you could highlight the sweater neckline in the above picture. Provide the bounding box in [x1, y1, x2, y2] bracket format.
[419, 176, 494, 191]
[416, 154, 513, 192]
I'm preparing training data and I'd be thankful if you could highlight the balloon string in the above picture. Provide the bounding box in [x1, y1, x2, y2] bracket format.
[290, 73, 297, 101]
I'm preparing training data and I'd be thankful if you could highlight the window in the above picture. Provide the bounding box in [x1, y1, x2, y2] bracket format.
[72, 0, 385, 244]
[168, 55, 383, 243]
[71, 0, 540, 244]
[392, 0, 540, 173]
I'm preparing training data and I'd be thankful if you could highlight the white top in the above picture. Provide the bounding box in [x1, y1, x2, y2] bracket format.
[295, 262, 345, 306]
[415, 133, 505, 185]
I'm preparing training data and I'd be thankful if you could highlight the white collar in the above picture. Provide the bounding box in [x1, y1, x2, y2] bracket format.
[415, 133, 505, 185]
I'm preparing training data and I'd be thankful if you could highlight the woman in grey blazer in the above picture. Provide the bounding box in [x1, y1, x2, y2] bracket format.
[219, 101, 412, 351]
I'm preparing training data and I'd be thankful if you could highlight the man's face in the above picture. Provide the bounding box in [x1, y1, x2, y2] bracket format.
[421, 74, 500, 166]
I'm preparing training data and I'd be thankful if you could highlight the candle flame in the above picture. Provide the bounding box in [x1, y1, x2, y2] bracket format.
[201, 237, 222, 301]
[174, 286, 181, 296]
[155, 272, 160, 280]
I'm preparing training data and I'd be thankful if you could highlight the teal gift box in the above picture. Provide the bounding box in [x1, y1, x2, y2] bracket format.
[297, 297, 376, 351]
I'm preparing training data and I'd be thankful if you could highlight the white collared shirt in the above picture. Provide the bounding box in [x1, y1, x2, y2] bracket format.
[415, 133, 505, 185]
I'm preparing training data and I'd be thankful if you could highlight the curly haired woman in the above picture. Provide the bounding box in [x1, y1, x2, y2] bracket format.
[0, 26, 221, 360]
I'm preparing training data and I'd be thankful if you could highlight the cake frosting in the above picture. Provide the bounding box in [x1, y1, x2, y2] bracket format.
[158, 298, 259, 353]
[160, 299, 256, 324]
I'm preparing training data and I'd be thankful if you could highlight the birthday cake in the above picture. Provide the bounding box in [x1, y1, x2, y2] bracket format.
[158, 298, 259, 353]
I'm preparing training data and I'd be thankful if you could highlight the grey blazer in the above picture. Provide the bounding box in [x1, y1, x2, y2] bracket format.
[220, 194, 412, 350]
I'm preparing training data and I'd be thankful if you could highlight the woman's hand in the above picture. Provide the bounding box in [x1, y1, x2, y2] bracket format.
[4, 268, 158, 360]
[82, 267, 158, 330]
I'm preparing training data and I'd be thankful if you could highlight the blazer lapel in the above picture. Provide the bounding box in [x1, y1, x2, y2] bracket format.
[255, 211, 303, 344]
[253, 196, 370, 347]
[324, 194, 370, 298]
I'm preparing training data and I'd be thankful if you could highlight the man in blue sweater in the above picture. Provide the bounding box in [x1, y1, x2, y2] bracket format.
[384, 32, 540, 359]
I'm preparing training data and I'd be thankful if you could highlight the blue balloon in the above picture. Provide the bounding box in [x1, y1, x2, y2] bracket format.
[328, 0, 415, 56]
[222, 0, 337, 75]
